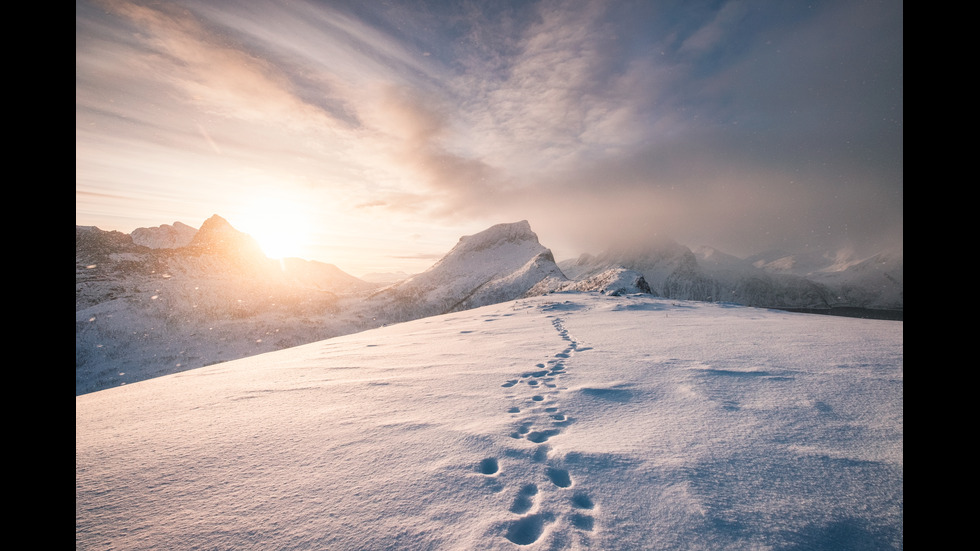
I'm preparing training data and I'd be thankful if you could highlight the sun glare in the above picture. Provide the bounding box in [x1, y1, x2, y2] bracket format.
[236, 196, 316, 260]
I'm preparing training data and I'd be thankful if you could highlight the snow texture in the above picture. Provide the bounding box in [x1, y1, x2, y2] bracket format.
[76, 293, 903, 550]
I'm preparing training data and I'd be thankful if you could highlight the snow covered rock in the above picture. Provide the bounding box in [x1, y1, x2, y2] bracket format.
[560, 239, 715, 302]
[554, 268, 653, 296]
[130, 221, 198, 249]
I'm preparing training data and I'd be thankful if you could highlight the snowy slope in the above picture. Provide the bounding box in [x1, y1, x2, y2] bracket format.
[76, 293, 903, 550]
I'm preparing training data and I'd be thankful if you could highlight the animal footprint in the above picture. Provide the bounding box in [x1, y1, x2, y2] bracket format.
[571, 492, 594, 510]
[553, 415, 574, 428]
[546, 467, 572, 488]
[479, 458, 499, 475]
[509, 483, 538, 514]
[526, 429, 560, 443]
[510, 421, 533, 439]
[504, 512, 554, 545]
[569, 492, 596, 531]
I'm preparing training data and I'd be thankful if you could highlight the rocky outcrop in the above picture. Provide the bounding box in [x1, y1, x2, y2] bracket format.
[131, 221, 198, 249]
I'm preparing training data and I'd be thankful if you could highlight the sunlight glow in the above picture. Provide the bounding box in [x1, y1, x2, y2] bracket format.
[236, 195, 316, 260]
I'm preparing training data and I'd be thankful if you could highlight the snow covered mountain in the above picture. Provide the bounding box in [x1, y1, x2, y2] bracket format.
[361, 221, 567, 322]
[130, 221, 197, 249]
[77, 293, 903, 550]
[76, 215, 380, 395]
[547, 268, 651, 296]
[562, 238, 902, 311]
[76, 218, 573, 394]
[801, 249, 904, 310]
[77, 216, 902, 395]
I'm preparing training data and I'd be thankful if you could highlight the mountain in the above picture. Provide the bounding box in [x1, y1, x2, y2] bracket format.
[563, 238, 902, 312]
[77, 293, 903, 550]
[744, 247, 863, 275]
[703, 246, 903, 311]
[804, 249, 904, 310]
[278, 257, 379, 293]
[76, 217, 570, 395]
[77, 216, 901, 395]
[130, 221, 197, 248]
[547, 267, 651, 296]
[362, 221, 568, 322]
[360, 270, 414, 284]
[76, 215, 378, 395]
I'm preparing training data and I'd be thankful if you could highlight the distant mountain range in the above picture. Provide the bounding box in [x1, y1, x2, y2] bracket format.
[76, 215, 902, 394]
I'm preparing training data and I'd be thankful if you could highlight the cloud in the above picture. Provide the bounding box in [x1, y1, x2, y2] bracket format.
[77, 0, 902, 270]
[678, 0, 750, 56]
[90, 0, 339, 132]
[357, 0, 898, 257]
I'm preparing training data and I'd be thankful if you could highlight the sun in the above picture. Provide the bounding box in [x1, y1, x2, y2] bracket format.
[235, 195, 316, 260]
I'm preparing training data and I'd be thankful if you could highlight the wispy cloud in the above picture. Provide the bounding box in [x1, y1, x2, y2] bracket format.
[77, 0, 902, 272]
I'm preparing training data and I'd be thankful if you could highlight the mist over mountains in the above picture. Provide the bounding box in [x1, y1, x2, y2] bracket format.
[76, 215, 901, 395]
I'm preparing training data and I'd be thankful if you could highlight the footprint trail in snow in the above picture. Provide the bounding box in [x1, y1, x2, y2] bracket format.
[480, 304, 598, 546]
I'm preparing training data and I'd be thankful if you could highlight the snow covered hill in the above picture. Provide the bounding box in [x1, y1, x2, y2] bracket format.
[76, 293, 904, 550]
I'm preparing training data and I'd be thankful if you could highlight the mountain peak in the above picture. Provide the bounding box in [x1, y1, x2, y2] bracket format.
[369, 220, 562, 320]
[188, 215, 265, 258]
[454, 220, 538, 254]
[194, 214, 233, 234]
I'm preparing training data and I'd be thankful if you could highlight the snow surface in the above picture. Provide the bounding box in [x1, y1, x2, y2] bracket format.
[76, 292, 903, 550]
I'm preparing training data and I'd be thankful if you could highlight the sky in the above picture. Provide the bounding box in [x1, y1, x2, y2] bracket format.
[76, 0, 903, 276]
